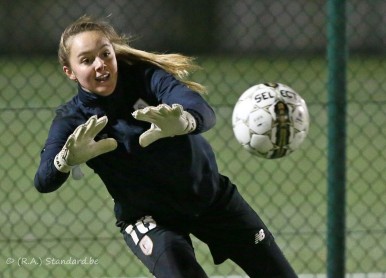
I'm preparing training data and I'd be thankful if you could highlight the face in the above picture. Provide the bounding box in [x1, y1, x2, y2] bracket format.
[63, 31, 118, 96]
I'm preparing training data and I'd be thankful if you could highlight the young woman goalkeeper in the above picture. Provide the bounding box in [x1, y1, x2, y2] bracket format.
[34, 15, 297, 278]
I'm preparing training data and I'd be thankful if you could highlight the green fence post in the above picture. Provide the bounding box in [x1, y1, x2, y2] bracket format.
[326, 0, 347, 277]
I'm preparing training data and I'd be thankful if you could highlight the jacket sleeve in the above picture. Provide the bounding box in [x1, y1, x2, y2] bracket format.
[149, 68, 216, 133]
[34, 115, 75, 193]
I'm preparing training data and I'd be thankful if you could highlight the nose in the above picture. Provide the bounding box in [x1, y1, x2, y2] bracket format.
[94, 57, 105, 70]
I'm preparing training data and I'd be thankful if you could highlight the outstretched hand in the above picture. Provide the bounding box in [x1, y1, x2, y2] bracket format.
[132, 104, 196, 147]
[54, 115, 118, 173]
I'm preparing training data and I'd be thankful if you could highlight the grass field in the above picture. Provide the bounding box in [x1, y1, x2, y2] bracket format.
[0, 55, 385, 278]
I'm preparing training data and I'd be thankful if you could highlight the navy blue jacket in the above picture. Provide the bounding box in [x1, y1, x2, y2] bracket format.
[34, 62, 223, 224]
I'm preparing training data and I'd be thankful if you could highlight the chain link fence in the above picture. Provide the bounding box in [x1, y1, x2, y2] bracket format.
[1, 1, 385, 277]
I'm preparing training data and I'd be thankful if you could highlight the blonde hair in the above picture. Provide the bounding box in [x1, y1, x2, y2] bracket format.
[58, 15, 206, 94]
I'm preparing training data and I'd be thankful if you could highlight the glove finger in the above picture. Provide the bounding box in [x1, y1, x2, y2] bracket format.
[139, 131, 163, 147]
[132, 107, 151, 119]
[132, 110, 152, 121]
[133, 104, 175, 124]
[133, 108, 161, 123]
[73, 123, 87, 140]
[134, 104, 170, 117]
[87, 116, 108, 138]
[170, 104, 184, 116]
[157, 104, 172, 115]
[64, 134, 76, 149]
[138, 124, 163, 147]
[73, 115, 97, 140]
[171, 103, 183, 110]
[83, 115, 100, 137]
[85, 115, 97, 125]
[91, 138, 118, 157]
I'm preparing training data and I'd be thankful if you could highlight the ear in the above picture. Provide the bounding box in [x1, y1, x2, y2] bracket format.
[63, 66, 77, 81]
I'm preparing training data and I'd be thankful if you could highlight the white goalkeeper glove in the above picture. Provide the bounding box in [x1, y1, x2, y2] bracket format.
[54, 115, 118, 173]
[132, 104, 196, 147]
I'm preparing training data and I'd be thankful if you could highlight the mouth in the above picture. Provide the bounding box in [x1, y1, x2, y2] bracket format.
[95, 72, 110, 82]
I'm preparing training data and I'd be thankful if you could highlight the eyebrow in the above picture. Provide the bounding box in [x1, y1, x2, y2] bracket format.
[76, 43, 111, 58]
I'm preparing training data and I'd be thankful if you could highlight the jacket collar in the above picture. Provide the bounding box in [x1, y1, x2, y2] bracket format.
[77, 81, 122, 107]
[77, 85, 105, 106]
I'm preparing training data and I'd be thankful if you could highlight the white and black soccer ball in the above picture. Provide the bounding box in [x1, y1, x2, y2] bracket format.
[232, 82, 310, 159]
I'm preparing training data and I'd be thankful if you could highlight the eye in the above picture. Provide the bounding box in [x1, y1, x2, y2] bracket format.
[81, 57, 92, 64]
[103, 50, 111, 57]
